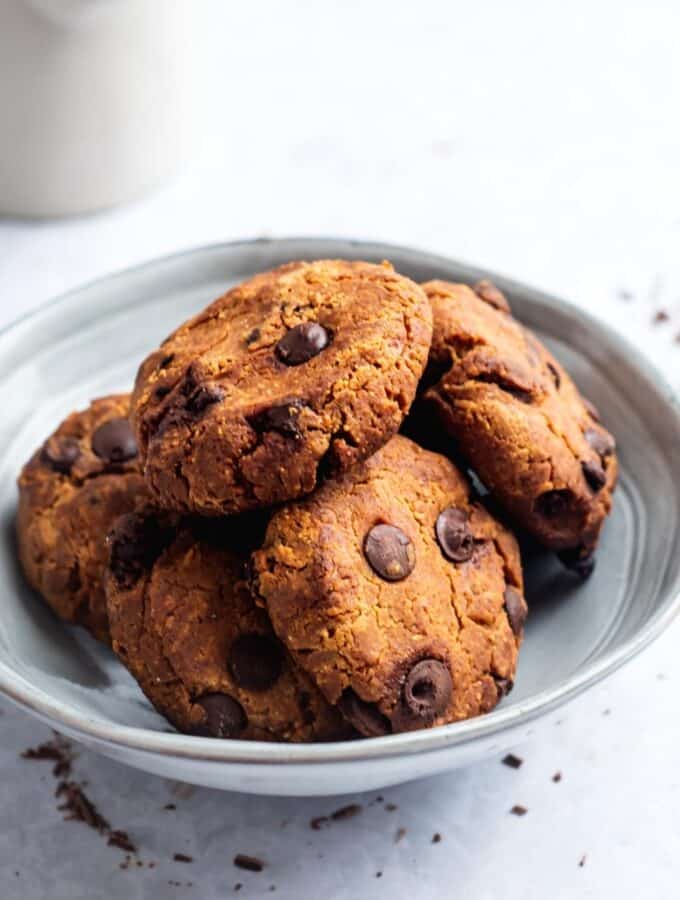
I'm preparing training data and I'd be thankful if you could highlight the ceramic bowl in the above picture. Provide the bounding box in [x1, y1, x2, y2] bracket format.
[1, 238, 679, 796]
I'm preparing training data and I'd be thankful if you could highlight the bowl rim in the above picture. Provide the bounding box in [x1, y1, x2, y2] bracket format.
[2, 235, 680, 766]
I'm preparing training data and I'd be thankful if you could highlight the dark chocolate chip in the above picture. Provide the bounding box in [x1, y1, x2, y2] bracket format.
[155, 386, 171, 399]
[338, 689, 391, 737]
[363, 524, 415, 582]
[41, 436, 80, 474]
[186, 383, 225, 415]
[194, 694, 247, 738]
[583, 398, 602, 423]
[159, 353, 175, 369]
[276, 322, 330, 366]
[91, 418, 137, 463]
[108, 513, 174, 588]
[248, 400, 306, 439]
[245, 327, 261, 345]
[473, 279, 511, 313]
[504, 587, 528, 636]
[582, 459, 606, 492]
[228, 634, 284, 691]
[474, 373, 534, 404]
[584, 427, 615, 459]
[535, 489, 571, 518]
[494, 676, 514, 698]
[435, 507, 474, 563]
[547, 362, 561, 389]
[557, 547, 596, 579]
[399, 659, 452, 726]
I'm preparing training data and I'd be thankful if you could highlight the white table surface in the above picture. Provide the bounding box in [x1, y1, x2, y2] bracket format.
[1, 1, 680, 897]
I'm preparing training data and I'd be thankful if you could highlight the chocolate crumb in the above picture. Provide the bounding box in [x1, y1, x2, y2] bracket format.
[376, 872, 383, 879]
[108, 830, 136, 853]
[56, 781, 110, 832]
[234, 885, 243, 893]
[174, 853, 193, 863]
[653, 310, 669, 323]
[502, 753, 523, 769]
[310, 815, 328, 831]
[331, 803, 362, 822]
[385, 803, 398, 812]
[234, 854, 264, 872]
[510, 805, 528, 816]
[164, 803, 177, 811]
[579, 855, 587, 868]
[432, 833, 442, 844]
[21, 735, 73, 780]
[395, 827, 407, 843]
[552, 771, 562, 783]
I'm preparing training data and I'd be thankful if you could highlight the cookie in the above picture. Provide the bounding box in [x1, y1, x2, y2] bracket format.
[251, 435, 525, 737]
[105, 513, 351, 742]
[418, 280, 617, 564]
[16, 394, 148, 642]
[130, 259, 433, 516]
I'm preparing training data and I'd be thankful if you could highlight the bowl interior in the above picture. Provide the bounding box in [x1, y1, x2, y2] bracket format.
[1, 238, 679, 761]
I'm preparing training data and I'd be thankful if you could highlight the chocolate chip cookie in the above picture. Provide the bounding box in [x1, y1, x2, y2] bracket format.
[251, 435, 525, 737]
[105, 513, 351, 742]
[16, 394, 148, 642]
[419, 280, 617, 566]
[130, 259, 433, 516]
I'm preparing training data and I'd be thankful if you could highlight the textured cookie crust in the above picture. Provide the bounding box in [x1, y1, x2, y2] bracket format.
[131, 259, 433, 515]
[252, 435, 525, 737]
[16, 394, 148, 642]
[420, 281, 618, 555]
[105, 514, 351, 742]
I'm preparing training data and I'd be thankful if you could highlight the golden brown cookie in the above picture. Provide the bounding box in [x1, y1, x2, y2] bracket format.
[251, 435, 525, 737]
[105, 513, 351, 742]
[130, 259, 433, 516]
[418, 280, 617, 570]
[16, 394, 148, 642]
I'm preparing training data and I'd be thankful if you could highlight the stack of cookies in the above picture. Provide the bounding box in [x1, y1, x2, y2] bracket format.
[17, 260, 617, 742]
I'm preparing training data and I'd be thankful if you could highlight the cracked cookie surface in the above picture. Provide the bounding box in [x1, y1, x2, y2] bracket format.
[418, 281, 618, 559]
[251, 435, 525, 737]
[131, 259, 433, 515]
[16, 394, 149, 642]
[105, 513, 351, 742]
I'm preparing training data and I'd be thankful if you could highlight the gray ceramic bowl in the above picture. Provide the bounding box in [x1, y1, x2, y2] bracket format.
[1, 238, 679, 797]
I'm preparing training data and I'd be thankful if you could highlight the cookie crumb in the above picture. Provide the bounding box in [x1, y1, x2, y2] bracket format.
[510, 805, 528, 816]
[234, 854, 264, 872]
[432, 832, 442, 844]
[552, 771, 562, 783]
[502, 753, 523, 769]
[395, 827, 406, 843]
[56, 781, 110, 832]
[311, 803, 362, 830]
[174, 853, 193, 863]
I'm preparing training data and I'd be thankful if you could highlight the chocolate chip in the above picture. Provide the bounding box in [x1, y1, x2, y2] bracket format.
[494, 676, 514, 698]
[510, 804, 528, 816]
[583, 398, 602, 423]
[186, 383, 225, 415]
[248, 400, 306, 439]
[535, 489, 571, 518]
[159, 353, 175, 369]
[41, 436, 80, 474]
[584, 427, 615, 459]
[547, 362, 561, 389]
[194, 694, 247, 738]
[245, 327, 261, 345]
[363, 524, 415, 582]
[108, 513, 174, 588]
[276, 322, 330, 366]
[338, 689, 391, 737]
[398, 659, 452, 727]
[435, 507, 474, 563]
[473, 280, 511, 313]
[557, 547, 596, 579]
[91, 418, 137, 463]
[155, 386, 171, 399]
[504, 587, 527, 636]
[228, 634, 283, 691]
[582, 459, 606, 492]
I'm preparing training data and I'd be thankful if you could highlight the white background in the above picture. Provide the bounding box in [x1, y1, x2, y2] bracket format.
[1, 1, 680, 897]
